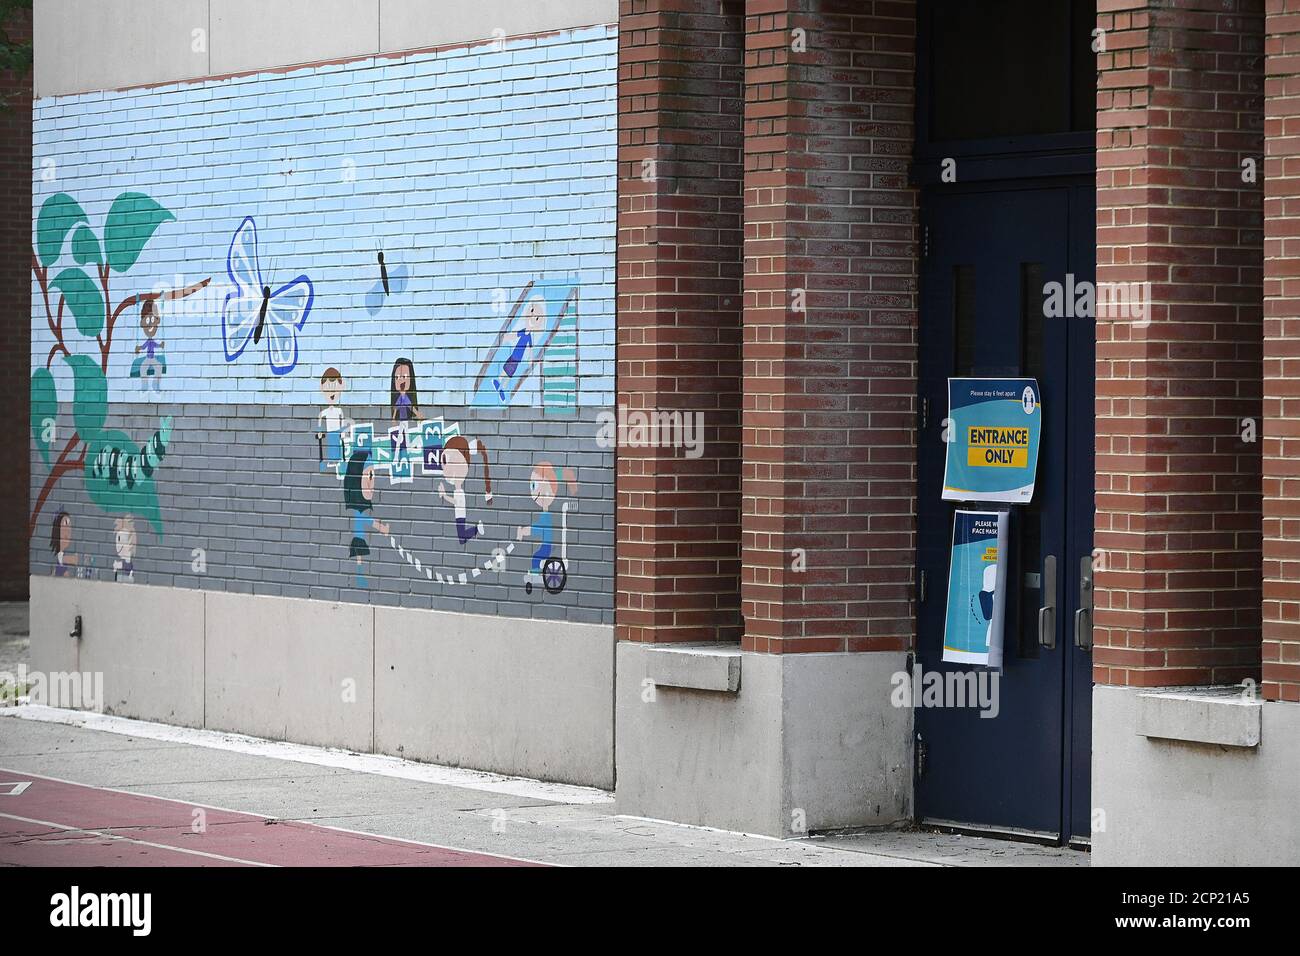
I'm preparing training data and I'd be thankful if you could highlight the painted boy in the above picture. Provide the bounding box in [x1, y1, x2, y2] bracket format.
[113, 517, 137, 583]
[316, 367, 349, 472]
[493, 294, 547, 400]
[134, 300, 166, 392]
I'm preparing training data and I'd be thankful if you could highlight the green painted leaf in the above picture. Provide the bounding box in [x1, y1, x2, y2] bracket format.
[50, 268, 105, 337]
[84, 426, 166, 537]
[36, 193, 89, 268]
[70, 225, 102, 266]
[30, 369, 58, 467]
[62, 353, 107, 443]
[103, 192, 174, 274]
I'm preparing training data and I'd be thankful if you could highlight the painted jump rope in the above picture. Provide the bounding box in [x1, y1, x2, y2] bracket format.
[320, 360, 577, 593]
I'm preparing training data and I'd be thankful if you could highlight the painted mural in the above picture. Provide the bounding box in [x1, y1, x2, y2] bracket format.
[29, 25, 616, 623]
[30, 190, 210, 554]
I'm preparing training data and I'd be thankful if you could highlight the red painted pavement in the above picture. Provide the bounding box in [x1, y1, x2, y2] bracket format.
[0, 769, 544, 867]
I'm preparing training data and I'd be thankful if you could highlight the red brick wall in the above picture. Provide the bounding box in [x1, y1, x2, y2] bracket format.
[0, 8, 31, 600]
[740, 0, 917, 653]
[1263, 0, 1300, 702]
[1094, 0, 1264, 687]
[616, 0, 746, 643]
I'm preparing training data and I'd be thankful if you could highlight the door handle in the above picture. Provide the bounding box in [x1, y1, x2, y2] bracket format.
[1038, 554, 1057, 649]
[1075, 554, 1094, 650]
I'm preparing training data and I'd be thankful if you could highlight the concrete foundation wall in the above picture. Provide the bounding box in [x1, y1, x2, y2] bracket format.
[375, 607, 613, 786]
[1092, 684, 1300, 865]
[614, 644, 912, 836]
[27, 575, 615, 788]
[35, 0, 619, 96]
[205, 591, 376, 751]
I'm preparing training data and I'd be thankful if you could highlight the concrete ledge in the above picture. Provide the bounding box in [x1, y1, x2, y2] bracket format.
[1136, 687, 1261, 747]
[1093, 686, 1300, 865]
[616, 644, 911, 836]
[643, 643, 741, 693]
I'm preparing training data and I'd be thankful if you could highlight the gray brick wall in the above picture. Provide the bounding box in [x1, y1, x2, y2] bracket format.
[31, 402, 614, 624]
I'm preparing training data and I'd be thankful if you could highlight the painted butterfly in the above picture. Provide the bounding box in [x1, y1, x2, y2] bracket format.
[365, 250, 409, 315]
[221, 217, 314, 375]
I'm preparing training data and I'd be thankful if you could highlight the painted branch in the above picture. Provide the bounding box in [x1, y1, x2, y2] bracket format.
[33, 251, 63, 359]
[102, 276, 211, 371]
[27, 435, 86, 540]
[46, 299, 67, 370]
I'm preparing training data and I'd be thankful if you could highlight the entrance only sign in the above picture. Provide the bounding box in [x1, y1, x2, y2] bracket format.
[941, 377, 1042, 503]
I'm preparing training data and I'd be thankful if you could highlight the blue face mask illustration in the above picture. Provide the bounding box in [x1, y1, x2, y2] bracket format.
[977, 562, 998, 622]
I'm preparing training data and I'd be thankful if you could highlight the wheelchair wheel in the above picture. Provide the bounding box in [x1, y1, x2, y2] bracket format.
[542, 557, 567, 594]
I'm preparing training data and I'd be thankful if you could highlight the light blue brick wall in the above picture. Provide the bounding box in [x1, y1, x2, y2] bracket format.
[32, 25, 616, 407]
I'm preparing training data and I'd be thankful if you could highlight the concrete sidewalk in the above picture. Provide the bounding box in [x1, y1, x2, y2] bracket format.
[0, 706, 1087, 867]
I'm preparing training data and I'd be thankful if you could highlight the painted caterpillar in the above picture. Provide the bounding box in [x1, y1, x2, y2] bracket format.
[92, 417, 173, 491]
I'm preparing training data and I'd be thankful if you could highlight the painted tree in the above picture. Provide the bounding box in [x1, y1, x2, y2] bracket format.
[29, 191, 210, 539]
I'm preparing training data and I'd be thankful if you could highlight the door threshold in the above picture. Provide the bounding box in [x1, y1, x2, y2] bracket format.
[919, 817, 1089, 850]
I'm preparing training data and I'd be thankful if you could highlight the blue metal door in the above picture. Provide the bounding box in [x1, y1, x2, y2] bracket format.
[915, 181, 1094, 842]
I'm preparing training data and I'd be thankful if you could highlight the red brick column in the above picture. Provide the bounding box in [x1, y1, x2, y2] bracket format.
[616, 0, 745, 644]
[1094, 0, 1264, 687]
[1263, 0, 1300, 702]
[0, 9, 31, 600]
[741, 0, 917, 654]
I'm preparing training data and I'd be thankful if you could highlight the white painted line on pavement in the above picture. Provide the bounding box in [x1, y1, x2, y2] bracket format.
[0, 704, 613, 806]
[0, 811, 277, 867]
[0, 767, 557, 868]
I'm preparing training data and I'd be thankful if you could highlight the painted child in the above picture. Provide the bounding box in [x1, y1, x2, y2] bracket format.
[389, 358, 424, 425]
[493, 294, 547, 401]
[50, 511, 79, 577]
[134, 300, 165, 392]
[113, 517, 137, 583]
[437, 437, 493, 545]
[515, 461, 577, 586]
[344, 449, 389, 588]
[316, 367, 349, 472]
[389, 357, 423, 460]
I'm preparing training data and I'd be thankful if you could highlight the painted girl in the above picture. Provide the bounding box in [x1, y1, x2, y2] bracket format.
[389, 358, 424, 424]
[515, 461, 576, 585]
[437, 437, 493, 545]
[50, 511, 79, 577]
[389, 357, 423, 461]
[344, 449, 390, 588]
